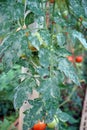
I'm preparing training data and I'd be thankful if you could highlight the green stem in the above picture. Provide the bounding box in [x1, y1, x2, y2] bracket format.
[50, 1, 55, 77]
[45, 2, 50, 29]
[59, 85, 78, 108]
[24, 0, 27, 25]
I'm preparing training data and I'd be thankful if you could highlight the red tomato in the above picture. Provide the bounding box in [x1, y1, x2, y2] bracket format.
[50, 0, 55, 3]
[67, 56, 74, 62]
[33, 121, 46, 130]
[75, 56, 83, 63]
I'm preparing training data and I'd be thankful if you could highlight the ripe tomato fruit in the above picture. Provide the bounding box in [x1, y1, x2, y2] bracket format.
[75, 56, 83, 63]
[67, 56, 74, 62]
[33, 121, 46, 130]
[50, 0, 55, 3]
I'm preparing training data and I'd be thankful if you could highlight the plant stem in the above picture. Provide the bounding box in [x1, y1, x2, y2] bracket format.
[24, 0, 27, 25]
[50, 1, 55, 77]
[59, 85, 78, 108]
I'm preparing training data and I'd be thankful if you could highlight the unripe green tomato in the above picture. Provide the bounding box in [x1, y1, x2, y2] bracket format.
[47, 116, 59, 128]
[77, 21, 82, 27]
[62, 10, 68, 18]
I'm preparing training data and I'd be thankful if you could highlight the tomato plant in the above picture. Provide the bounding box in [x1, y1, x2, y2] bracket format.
[0, 0, 87, 130]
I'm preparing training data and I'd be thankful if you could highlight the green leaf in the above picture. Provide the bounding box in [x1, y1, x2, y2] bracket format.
[23, 99, 43, 129]
[1, 2, 24, 20]
[68, 126, 78, 130]
[58, 58, 80, 85]
[69, 0, 84, 16]
[0, 30, 31, 71]
[56, 109, 77, 123]
[39, 29, 51, 46]
[72, 30, 87, 48]
[57, 33, 65, 46]
[82, 0, 87, 17]
[27, 0, 44, 16]
[38, 48, 50, 68]
[56, 47, 71, 57]
[28, 34, 40, 51]
[25, 12, 34, 26]
[0, 119, 10, 130]
[14, 78, 37, 109]
[54, 70, 64, 84]
[82, 20, 87, 28]
[0, 65, 21, 91]
[54, 16, 66, 26]
[36, 67, 49, 78]
[39, 78, 60, 100]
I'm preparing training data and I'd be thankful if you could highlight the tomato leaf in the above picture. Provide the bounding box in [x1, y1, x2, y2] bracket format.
[57, 33, 65, 47]
[23, 99, 43, 129]
[36, 67, 49, 78]
[38, 48, 50, 68]
[28, 34, 40, 51]
[56, 109, 77, 123]
[14, 78, 37, 109]
[58, 58, 80, 85]
[56, 47, 71, 57]
[72, 30, 87, 48]
[27, 0, 44, 16]
[38, 29, 51, 46]
[38, 78, 60, 100]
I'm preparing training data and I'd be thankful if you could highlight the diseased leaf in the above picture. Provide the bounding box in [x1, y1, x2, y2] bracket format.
[72, 30, 87, 48]
[14, 78, 37, 109]
[69, 0, 84, 16]
[28, 35, 40, 51]
[56, 47, 71, 57]
[56, 109, 77, 123]
[38, 29, 51, 46]
[36, 67, 49, 78]
[14, 87, 28, 109]
[27, 0, 44, 16]
[82, 21, 87, 28]
[57, 33, 65, 46]
[39, 78, 60, 101]
[38, 48, 50, 68]
[58, 58, 80, 85]
[23, 99, 43, 129]
[82, 0, 87, 16]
